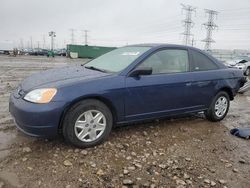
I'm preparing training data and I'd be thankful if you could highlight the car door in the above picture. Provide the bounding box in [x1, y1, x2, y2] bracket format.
[189, 49, 220, 107]
[124, 48, 202, 122]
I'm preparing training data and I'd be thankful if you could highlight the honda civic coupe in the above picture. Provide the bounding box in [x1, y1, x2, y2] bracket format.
[9, 44, 245, 148]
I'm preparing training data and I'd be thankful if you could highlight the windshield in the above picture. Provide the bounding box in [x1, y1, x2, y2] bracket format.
[84, 46, 150, 72]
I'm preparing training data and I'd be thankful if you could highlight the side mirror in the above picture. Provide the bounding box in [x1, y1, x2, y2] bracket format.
[129, 67, 152, 77]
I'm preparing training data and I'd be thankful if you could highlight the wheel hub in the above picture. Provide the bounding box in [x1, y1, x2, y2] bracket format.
[214, 96, 228, 118]
[74, 110, 106, 142]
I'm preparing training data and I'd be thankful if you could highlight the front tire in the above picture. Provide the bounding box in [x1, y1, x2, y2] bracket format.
[205, 91, 230, 122]
[63, 99, 113, 148]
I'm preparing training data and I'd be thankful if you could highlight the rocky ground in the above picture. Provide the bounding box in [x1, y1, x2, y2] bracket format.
[0, 55, 249, 188]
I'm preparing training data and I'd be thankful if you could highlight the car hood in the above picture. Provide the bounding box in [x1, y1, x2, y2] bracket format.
[226, 60, 238, 66]
[226, 59, 246, 66]
[21, 65, 110, 91]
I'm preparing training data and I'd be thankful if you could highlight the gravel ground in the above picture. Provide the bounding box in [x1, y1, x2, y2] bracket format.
[0, 55, 249, 188]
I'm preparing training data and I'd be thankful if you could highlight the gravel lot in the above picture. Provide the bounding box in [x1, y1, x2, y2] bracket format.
[0, 55, 249, 188]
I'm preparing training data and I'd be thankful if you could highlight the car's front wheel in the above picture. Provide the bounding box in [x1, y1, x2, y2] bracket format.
[63, 99, 113, 148]
[205, 91, 230, 122]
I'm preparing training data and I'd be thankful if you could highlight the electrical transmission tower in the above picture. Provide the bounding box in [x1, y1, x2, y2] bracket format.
[70, 29, 75, 44]
[49, 31, 56, 51]
[81, 30, 89, 45]
[202, 9, 218, 51]
[84, 30, 89, 45]
[181, 4, 196, 46]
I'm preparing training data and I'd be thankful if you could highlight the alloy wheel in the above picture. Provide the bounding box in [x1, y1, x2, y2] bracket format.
[74, 110, 106, 142]
[214, 96, 228, 118]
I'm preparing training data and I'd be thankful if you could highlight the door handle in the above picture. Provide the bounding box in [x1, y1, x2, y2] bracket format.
[194, 81, 209, 86]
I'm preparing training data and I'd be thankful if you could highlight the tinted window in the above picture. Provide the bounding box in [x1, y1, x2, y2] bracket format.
[191, 50, 218, 71]
[138, 49, 189, 74]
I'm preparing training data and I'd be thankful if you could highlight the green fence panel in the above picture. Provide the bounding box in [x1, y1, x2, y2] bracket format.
[67, 45, 116, 59]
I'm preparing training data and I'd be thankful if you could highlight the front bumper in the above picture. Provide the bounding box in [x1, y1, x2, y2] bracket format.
[9, 94, 66, 138]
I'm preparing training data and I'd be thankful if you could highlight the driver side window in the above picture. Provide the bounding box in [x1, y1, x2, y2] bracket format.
[138, 49, 189, 74]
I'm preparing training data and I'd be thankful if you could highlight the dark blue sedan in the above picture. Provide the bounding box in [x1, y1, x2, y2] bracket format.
[9, 44, 245, 148]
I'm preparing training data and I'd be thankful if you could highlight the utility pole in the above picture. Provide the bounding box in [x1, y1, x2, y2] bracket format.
[42, 35, 46, 49]
[19, 38, 24, 50]
[181, 4, 196, 46]
[202, 9, 218, 51]
[191, 36, 195, 47]
[49, 31, 56, 51]
[26, 41, 29, 49]
[37, 41, 40, 49]
[70, 29, 75, 44]
[63, 39, 66, 48]
[30, 36, 33, 50]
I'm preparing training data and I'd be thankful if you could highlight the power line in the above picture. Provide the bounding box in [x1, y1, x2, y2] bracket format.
[180, 4, 196, 46]
[202, 9, 219, 51]
[219, 7, 250, 11]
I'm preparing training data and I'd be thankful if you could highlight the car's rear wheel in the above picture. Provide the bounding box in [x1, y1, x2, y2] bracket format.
[205, 91, 230, 122]
[63, 99, 113, 148]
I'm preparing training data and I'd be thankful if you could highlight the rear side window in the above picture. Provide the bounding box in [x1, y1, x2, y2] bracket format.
[191, 50, 218, 71]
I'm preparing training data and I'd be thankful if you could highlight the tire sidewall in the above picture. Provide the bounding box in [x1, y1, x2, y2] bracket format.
[63, 100, 113, 148]
[245, 67, 250, 76]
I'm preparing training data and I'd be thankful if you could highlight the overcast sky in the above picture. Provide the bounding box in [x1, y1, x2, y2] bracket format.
[0, 0, 250, 50]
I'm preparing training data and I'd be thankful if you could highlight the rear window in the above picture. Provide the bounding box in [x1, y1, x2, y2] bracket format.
[191, 50, 218, 71]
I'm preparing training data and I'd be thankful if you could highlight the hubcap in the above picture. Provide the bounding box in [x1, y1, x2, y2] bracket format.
[214, 96, 228, 117]
[74, 110, 106, 142]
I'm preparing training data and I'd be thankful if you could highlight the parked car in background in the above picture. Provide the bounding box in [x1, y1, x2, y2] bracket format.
[0, 41, 14, 55]
[54, 49, 67, 56]
[9, 44, 246, 148]
[225, 57, 250, 76]
[29, 49, 49, 56]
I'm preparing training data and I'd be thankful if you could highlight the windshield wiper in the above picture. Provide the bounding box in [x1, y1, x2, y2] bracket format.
[84, 66, 108, 73]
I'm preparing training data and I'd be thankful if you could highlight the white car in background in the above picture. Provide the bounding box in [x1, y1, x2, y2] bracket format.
[226, 57, 250, 76]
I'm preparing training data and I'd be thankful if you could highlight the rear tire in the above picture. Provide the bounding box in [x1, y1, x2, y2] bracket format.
[205, 91, 230, 122]
[63, 99, 113, 148]
[244, 67, 250, 76]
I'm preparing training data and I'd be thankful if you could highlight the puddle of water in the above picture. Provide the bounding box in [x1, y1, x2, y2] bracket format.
[0, 171, 22, 187]
[0, 131, 16, 160]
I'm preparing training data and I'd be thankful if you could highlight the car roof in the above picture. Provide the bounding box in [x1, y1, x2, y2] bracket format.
[126, 43, 205, 51]
[127, 43, 187, 47]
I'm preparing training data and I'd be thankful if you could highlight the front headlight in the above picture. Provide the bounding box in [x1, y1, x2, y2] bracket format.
[24, 88, 57, 103]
